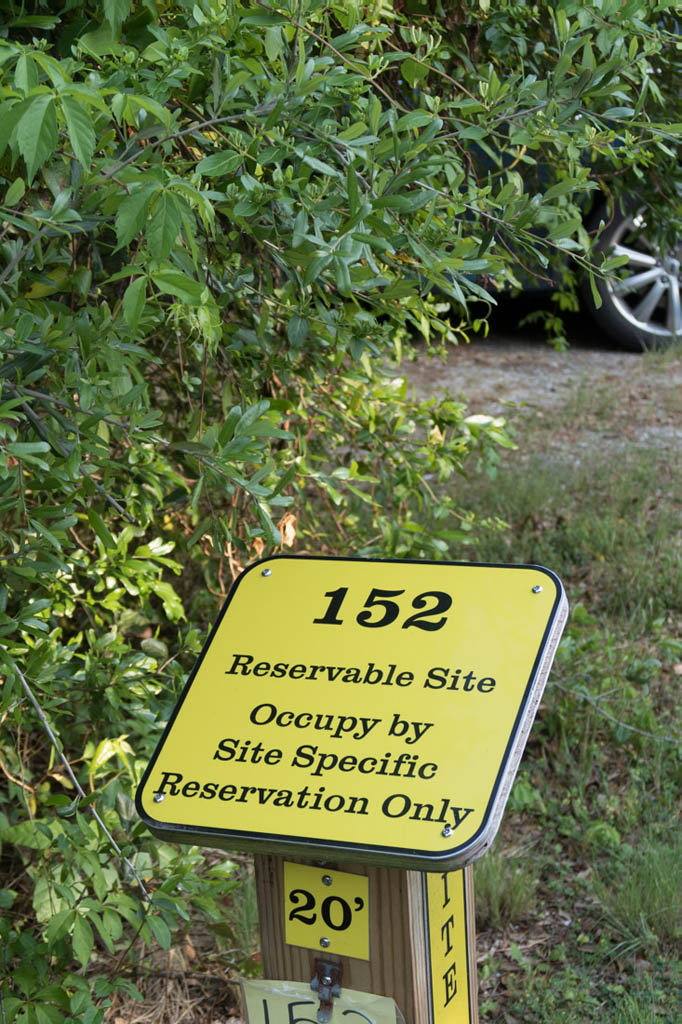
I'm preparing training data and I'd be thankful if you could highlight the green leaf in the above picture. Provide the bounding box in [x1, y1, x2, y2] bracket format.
[72, 913, 94, 968]
[16, 95, 58, 183]
[588, 270, 602, 309]
[154, 581, 185, 621]
[146, 192, 182, 260]
[128, 93, 172, 130]
[34, 1004, 64, 1024]
[0, 98, 31, 159]
[141, 637, 169, 661]
[338, 122, 369, 141]
[196, 151, 242, 176]
[89, 735, 131, 778]
[543, 178, 582, 202]
[122, 276, 147, 330]
[333, 256, 352, 296]
[242, 12, 288, 25]
[302, 154, 340, 178]
[374, 191, 432, 212]
[4, 176, 25, 206]
[78, 24, 122, 57]
[0, 820, 57, 850]
[61, 95, 96, 169]
[115, 183, 157, 249]
[396, 110, 433, 131]
[87, 508, 116, 550]
[32, 51, 70, 88]
[148, 914, 172, 950]
[46, 908, 75, 945]
[14, 53, 38, 94]
[7, 441, 51, 463]
[254, 501, 281, 546]
[547, 216, 582, 241]
[151, 269, 205, 305]
[401, 57, 429, 88]
[368, 94, 381, 134]
[264, 25, 284, 64]
[346, 164, 360, 216]
[303, 253, 333, 285]
[103, 0, 131, 31]
[234, 400, 271, 436]
[0, 889, 17, 909]
[292, 208, 308, 247]
[287, 314, 309, 349]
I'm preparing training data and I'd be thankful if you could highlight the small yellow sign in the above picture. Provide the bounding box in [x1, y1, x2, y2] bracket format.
[425, 870, 474, 1023]
[242, 979, 399, 1024]
[283, 861, 369, 960]
[137, 556, 567, 868]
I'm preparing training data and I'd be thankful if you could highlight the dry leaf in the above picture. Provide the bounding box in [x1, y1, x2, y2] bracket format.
[279, 512, 297, 548]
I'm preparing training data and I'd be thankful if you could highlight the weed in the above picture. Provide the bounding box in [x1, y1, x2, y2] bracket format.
[596, 836, 682, 959]
[475, 841, 539, 930]
[460, 447, 682, 627]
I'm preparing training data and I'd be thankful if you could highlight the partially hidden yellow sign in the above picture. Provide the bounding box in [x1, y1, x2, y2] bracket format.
[283, 861, 369, 960]
[241, 979, 399, 1024]
[137, 556, 567, 869]
[425, 869, 475, 1023]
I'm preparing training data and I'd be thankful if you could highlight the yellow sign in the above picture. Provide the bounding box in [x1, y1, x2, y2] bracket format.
[137, 556, 567, 869]
[242, 979, 399, 1024]
[283, 861, 369, 960]
[425, 870, 475, 1023]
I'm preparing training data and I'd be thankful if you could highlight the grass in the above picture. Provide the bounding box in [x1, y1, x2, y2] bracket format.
[596, 836, 682, 960]
[458, 373, 682, 1022]
[474, 841, 539, 930]
[460, 448, 682, 627]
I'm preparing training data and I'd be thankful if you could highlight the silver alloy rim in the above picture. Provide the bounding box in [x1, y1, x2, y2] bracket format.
[604, 211, 682, 341]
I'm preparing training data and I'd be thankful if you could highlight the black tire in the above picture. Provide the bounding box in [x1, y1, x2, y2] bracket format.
[581, 203, 682, 352]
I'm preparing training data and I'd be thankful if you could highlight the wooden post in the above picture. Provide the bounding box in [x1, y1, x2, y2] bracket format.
[254, 855, 478, 1023]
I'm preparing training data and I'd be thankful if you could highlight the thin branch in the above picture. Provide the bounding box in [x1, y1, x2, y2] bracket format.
[100, 101, 279, 181]
[0, 753, 35, 793]
[552, 680, 678, 743]
[9, 386, 137, 524]
[254, 0, 413, 115]
[0, 224, 53, 287]
[11, 660, 152, 902]
[382, 37, 479, 103]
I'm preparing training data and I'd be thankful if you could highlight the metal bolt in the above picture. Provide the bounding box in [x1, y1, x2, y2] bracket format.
[262, 568, 272, 577]
[322, 874, 333, 886]
[153, 792, 165, 803]
[442, 825, 453, 838]
[319, 937, 330, 949]
[532, 585, 543, 593]
[322, 975, 332, 986]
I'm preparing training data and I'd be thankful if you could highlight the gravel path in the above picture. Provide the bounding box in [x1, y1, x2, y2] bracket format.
[406, 302, 682, 456]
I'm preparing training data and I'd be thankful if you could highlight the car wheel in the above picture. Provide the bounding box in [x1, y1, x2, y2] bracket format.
[583, 204, 682, 351]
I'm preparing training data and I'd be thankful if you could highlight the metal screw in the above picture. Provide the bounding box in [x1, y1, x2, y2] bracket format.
[322, 975, 332, 986]
[319, 937, 330, 949]
[153, 792, 165, 803]
[442, 825, 453, 838]
[532, 585, 543, 593]
[322, 875, 333, 886]
[262, 568, 272, 577]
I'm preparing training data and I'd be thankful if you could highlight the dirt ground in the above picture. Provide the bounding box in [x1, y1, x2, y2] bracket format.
[405, 298, 682, 455]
